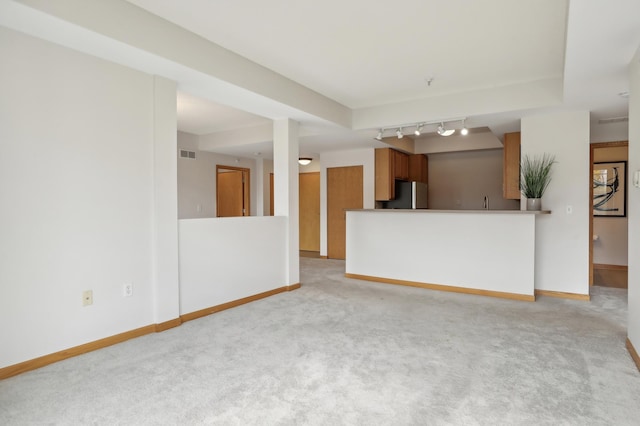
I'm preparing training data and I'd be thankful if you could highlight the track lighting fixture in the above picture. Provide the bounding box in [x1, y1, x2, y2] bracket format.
[460, 119, 469, 136]
[437, 122, 455, 137]
[373, 118, 468, 140]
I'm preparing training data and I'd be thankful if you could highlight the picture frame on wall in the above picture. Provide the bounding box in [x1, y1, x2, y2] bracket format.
[593, 161, 626, 217]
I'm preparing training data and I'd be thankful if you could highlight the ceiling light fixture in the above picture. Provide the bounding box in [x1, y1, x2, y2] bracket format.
[437, 122, 455, 137]
[414, 124, 424, 136]
[460, 119, 469, 136]
[298, 157, 312, 166]
[375, 129, 383, 140]
[396, 128, 404, 139]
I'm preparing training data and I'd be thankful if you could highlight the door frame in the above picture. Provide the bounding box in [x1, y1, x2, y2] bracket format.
[589, 141, 628, 287]
[216, 165, 250, 217]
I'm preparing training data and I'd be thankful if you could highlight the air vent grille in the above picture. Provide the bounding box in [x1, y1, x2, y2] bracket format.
[179, 149, 196, 159]
[598, 116, 628, 124]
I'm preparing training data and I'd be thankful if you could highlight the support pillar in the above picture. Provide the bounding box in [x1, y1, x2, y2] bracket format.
[273, 119, 300, 286]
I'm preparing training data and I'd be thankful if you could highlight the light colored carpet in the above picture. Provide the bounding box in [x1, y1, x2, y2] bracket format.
[1, 258, 639, 425]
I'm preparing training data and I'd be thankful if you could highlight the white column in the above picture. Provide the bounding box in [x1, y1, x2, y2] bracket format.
[152, 76, 180, 323]
[273, 119, 300, 285]
[521, 110, 590, 295]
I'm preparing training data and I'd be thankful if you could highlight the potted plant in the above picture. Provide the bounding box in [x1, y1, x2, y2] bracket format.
[520, 153, 555, 210]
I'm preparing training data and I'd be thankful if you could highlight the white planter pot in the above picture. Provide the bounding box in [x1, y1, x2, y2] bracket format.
[526, 198, 542, 211]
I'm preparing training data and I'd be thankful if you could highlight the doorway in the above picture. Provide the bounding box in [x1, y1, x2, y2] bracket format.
[589, 141, 628, 289]
[268, 172, 321, 254]
[327, 166, 363, 260]
[217, 165, 250, 217]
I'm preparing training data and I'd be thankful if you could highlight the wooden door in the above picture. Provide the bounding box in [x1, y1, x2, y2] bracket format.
[327, 166, 363, 259]
[299, 172, 320, 251]
[269, 173, 274, 216]
[217, 166, 250, 217]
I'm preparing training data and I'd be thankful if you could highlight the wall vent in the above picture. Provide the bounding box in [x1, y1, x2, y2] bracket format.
[179, 149, 196, 159]
[598, 116, 628, 124]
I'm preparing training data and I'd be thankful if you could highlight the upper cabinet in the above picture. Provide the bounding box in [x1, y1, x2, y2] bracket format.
[375, 148, 395, 200]
[409, 154, 428, 184]
[394, 150, 409, 181]
[503, 132, 521, 200]
[375, 148, 428, 200]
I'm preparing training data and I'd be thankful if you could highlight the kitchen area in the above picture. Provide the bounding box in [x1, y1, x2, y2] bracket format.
[346, 131, 549, 301]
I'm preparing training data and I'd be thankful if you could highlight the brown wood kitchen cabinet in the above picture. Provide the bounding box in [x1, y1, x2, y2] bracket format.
[375, 148, 428, 201]
[409, 154, 428, 184]
[503, 132, 521, 199]
[394, 150, 409, 181]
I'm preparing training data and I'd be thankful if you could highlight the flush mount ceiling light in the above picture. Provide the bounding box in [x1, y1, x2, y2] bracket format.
[396, 128, 404, 139]
[437, 122, 455, 137]
[298, 157, 312, 166]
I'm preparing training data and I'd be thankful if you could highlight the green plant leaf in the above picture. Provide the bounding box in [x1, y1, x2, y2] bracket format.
[520, 153, 556, 198]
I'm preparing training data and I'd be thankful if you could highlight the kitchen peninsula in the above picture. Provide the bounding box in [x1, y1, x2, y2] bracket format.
[345, 209, 550, 301]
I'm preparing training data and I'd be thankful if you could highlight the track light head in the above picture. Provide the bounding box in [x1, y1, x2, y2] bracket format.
[375, 129, 383, 141]
[396, 128, 403, 139]
[414, 124, 423, 136]
[460, 119, 469, 136]
[436, 123, 455, 136]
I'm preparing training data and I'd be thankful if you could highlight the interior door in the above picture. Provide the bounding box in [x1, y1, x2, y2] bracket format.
[299, 172, 320, 251]
[327, 166, 363, 259]
[217, 166, 250, 217]
[269, 173, 274, 216]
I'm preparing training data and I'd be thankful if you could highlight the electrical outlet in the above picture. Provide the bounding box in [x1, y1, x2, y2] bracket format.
[82, 290, 93, 307]
[123, 283, 133, 297]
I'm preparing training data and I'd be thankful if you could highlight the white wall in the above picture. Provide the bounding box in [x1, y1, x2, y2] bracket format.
[521, 111, 590, 294]
[179, 217, 287, 314]
[319, 148, 375, 256]
[428, 149, 520, 211]
[627, 47, 640, 355]
[177, 133, 257, 219]
[152, 76, 180, 324]
[592, 146, 628, 266]
[0, 28, 175, 367]
[591, 121, 629, 143]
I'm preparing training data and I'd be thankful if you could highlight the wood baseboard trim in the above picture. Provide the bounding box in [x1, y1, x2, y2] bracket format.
[181, 285, 292, 323]
[155, 318, 182, 332]
[319, 256, 328, 259]
[345, 273, 535, 302]
[627, 338, 640, 372]
[535, 289, 591, 301]
[0, 324, 156, 380]
[593, 263, 628, 271]
[1, 283, 300, 380]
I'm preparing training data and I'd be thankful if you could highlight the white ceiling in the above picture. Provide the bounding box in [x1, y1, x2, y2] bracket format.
[177, 91, 268, 135]
[3, 0, 638, 158]
[129, 0, 567, 109]
[123, 0, 640, 157]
